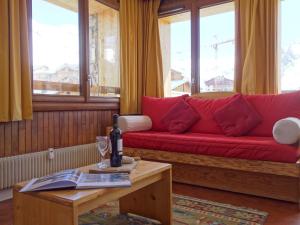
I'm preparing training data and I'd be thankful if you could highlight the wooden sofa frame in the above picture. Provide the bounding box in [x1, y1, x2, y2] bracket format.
[125, 147, 300, 207]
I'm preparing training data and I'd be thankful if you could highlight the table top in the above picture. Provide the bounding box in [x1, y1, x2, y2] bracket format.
[14, 160, 171, 206]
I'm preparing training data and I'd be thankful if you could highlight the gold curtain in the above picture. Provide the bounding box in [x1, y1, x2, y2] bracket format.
[0, 0, 33, 122]
[235, 0, 278, 94]
[120, 0, 164, 115]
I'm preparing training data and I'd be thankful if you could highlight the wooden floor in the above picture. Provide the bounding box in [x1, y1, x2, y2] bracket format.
[1, 183, 300, 225]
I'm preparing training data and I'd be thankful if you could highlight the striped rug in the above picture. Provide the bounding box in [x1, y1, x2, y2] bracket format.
[79, 194, 268, 225]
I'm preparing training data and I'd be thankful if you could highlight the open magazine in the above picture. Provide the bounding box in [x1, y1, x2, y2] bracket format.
[20, 169, 131, 192]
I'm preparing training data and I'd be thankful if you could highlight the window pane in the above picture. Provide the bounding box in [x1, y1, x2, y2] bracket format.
[89, 0, 120, 97]
[159, 12, 191, 97]
[32, 0, 80, 95]
[280, 0, 300, 92]
[199, 2, 235, 92]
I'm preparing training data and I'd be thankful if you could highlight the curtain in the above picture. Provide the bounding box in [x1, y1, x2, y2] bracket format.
[235, 0, 278, 94]
[120, 0, 164, 115]
[0, 0, 33, 122]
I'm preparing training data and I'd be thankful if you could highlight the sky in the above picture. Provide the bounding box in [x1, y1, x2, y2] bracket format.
[32, 0, 78, 25]
[170, 6, 235, 85]
[280, 0, 300, 48]
[32, 0, 79, 72]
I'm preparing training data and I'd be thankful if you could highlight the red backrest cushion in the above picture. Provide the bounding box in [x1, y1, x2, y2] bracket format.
[161, 100, 200, 134]
[213, 94, 262, 136]
[245, 91, 300, 136]
[142, 95, 188, 131]
[186, 95, 237, 134]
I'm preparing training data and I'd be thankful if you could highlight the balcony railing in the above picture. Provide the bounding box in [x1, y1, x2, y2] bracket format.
[33, 80, 120, 96]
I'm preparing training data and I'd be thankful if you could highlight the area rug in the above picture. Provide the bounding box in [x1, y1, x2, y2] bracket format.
[79, 194, 268, 225]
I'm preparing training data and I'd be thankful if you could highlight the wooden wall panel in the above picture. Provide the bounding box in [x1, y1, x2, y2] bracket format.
[25, 120, 32, 153]
[0, 110, 116, 157]
[11, 122, 18, 155]
[0, 125, 4, 157]
[4, 123, 11, 156]
[18, 121, 26, 154]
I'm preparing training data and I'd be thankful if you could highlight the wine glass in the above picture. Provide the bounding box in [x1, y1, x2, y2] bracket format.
[96, 136, 111, 168]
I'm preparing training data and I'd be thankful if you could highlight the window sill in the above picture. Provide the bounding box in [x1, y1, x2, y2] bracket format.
[193, 91, 235, 98]
[32, 95, 120, 111]
[33, 101, 119, 112]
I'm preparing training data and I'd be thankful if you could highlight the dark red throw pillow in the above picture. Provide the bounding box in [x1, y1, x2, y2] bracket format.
[213, 94, 262, 136]
[142, 95, 189, 131]
[161, 100, 200, 134]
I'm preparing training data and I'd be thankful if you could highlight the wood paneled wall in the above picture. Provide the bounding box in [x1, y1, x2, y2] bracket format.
[0, 110, 118, 158]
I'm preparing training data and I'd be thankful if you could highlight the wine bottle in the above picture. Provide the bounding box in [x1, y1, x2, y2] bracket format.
[110, 114, 123, 167]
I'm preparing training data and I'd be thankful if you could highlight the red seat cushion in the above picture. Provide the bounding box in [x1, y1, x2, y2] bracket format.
[186, 95, 237, 134]
[123, 131, 300, 163]
[142, 95, 188, 131]
[245, 91, 300, 136]
[161, 100, 200, 133]
[213, 94, 262, 136]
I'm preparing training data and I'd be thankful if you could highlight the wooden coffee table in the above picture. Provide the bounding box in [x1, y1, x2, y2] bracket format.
[13, 160, 172, 225]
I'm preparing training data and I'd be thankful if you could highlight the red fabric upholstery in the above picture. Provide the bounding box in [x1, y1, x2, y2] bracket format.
[213, 94, 262, 136]
[245, 91, 300, 136]
[186, 95, 236, 134]
[161, 100, 200, 133]
[123, 131, 300, 163]
[142, 95, 188, 131]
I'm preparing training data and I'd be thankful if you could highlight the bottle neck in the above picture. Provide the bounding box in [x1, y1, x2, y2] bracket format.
[112, 114, 119, 129]
[113, 119, 118, 128]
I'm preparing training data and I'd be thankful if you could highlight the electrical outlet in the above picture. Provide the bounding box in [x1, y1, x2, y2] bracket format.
[48, 148, 55, 160]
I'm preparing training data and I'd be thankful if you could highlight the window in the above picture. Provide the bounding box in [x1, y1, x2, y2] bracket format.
[159, 12, 191, 97]
[199, 2, 235, 92]
[32, 0, 80, 95]
[30, 0, 120, 101]
[89, 0, 120, 97]
[279, 0, 300, 92]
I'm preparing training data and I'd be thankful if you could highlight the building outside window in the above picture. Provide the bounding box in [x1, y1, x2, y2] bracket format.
[199, 2, 235, 92]
[32, 0, 80, 95]
[89, 0, 120, 97]
[159, 12, 191, 97]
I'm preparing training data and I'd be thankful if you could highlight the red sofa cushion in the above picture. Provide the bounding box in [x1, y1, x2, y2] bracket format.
[142, 95, 188, 131]
[123, 131, 300, 163]
[161, 100, 200, 133]
[245, 91, 300, 136]
[213, 94, 262, 136]
[186, 95, 237, 134]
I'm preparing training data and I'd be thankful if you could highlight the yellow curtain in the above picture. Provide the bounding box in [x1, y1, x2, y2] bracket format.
[235, 0, 278, 94]
[0, 0, 33, 122]
[120, 0, 164, 115]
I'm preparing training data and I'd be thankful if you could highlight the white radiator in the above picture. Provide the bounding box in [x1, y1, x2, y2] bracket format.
[0, 143, 98, 190]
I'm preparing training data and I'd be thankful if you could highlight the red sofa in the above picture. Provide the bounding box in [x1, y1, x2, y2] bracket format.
[123, 91, 300, 204]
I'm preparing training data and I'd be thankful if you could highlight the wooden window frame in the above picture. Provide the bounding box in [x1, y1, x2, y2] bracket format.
[159, 0, 234, 95]
[27, 0, 120, 111]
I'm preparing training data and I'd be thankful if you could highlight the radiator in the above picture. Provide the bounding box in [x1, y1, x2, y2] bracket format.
[0, 143, 98, 190]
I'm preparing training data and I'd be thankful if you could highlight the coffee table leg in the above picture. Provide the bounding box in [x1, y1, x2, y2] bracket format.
[13, 189, 78, 225]
[119, 169, 172, 225]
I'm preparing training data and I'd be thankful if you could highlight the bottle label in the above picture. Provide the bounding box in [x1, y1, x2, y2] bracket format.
[118, 139, 123, 155]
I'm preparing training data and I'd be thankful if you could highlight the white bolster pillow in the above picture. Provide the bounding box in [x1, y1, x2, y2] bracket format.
[118, 116, 152, 133]
[273, 117, 300, 144]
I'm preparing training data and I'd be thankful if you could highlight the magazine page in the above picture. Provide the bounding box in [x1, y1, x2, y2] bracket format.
[20, 169, 81, 192]
[76, 173, 131, 189]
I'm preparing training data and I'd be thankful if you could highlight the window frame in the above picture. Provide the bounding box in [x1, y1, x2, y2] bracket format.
[27, 0, 120, 111]
[159, 0, 235, 95]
